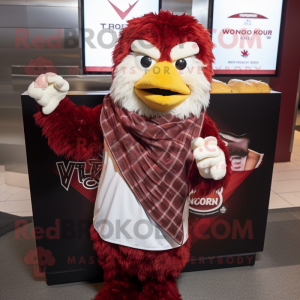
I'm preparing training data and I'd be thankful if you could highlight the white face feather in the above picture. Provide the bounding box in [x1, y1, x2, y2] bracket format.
[110, 42, 211, 120]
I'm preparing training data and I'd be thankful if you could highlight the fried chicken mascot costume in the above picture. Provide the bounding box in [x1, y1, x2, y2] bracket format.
[27, 11, 231, 300]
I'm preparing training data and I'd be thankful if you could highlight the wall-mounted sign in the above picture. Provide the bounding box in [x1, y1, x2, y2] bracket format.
[82, 0, 160, 73]
[211, 0, 284, 75]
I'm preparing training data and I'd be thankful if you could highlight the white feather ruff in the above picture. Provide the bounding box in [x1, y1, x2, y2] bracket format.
[110, 54, 211, 120]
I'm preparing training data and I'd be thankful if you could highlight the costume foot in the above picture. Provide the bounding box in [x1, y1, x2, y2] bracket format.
[93, 279, 139, 300]
[139, 280, 182, 300]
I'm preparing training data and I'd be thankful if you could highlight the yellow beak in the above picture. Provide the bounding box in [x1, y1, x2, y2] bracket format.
[134, 61, 190, 111]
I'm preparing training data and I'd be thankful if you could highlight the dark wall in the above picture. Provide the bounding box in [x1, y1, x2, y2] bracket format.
[269, 0, 300, 162]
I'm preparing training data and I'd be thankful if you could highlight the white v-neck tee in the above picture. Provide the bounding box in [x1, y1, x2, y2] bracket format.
[93, 142, 189, 251]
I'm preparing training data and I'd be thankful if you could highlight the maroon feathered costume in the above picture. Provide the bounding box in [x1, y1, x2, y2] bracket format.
[33, 11, 231, 300]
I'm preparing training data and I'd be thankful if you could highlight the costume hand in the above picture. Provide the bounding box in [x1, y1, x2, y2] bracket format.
[27, 73, 69, 115]
[192, 136, 226, 180]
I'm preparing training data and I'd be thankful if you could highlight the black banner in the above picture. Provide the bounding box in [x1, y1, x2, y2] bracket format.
[21, 92, 281, 284]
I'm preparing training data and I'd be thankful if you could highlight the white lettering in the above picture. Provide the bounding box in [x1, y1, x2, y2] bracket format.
[191, 198, 220, 206]
[240, 14, 257, 18]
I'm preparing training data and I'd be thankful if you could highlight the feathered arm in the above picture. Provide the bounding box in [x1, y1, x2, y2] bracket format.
[188, 113, 232, 198]
[34, 96, 104, 162]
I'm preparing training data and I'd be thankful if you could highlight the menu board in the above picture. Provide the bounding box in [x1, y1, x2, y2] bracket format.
[82, 0, 160, 73]
[211, 0, 284, 75]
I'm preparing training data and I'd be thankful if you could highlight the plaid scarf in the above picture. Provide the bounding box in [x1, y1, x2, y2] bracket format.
[100, 95, 205, 244]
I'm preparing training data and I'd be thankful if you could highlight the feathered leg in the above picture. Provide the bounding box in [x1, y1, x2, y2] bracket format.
[90, 226, 140, 300]
[90, 225, 190, 300]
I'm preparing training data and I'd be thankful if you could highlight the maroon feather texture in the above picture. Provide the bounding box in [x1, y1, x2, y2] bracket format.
[188, 114, 232, 198]
[113, 10, 215, 83]
[34, 96, 104, 162]
[90, 225, 191, 283]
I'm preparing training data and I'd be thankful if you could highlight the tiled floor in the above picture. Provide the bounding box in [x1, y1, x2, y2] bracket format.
[1, 131, 300, 216]
[270, 130, 300, 208]
[0, 170, 32, 217]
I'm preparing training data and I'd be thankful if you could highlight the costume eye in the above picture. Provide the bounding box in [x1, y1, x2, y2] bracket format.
[173, 57, 195, 74]
[175, 59, 187, 70]
[140, 56, 152, 68]
[135, 53, 156, 72]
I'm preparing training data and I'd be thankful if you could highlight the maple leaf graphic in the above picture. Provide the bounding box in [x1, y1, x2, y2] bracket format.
[241, 50, 249, 58]
[108, 0, 139, 20]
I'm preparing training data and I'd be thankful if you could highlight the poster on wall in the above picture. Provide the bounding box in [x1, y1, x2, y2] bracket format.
[82, 0, 160, 73]
[211, 0, 284, 75]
